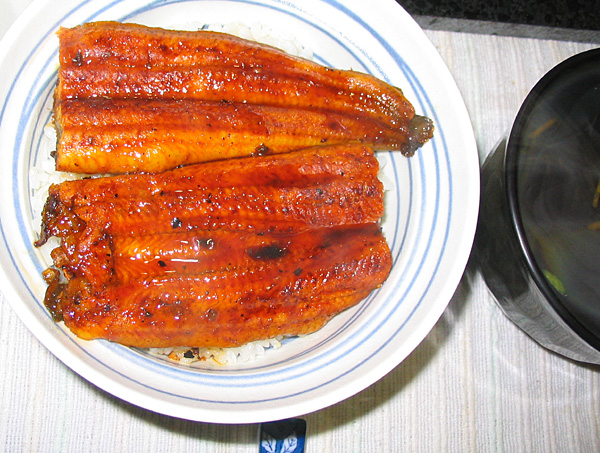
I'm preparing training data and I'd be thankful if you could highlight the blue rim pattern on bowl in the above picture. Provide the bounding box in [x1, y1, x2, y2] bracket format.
[0, 0, 466, 420]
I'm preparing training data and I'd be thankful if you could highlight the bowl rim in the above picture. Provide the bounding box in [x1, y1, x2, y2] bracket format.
[0, 0, 481, 423]
[505, 47, 600, 352]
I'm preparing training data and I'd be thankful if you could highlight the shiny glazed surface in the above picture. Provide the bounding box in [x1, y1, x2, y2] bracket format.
[36, 144, 392, 348]
[53, 21, 434, 173]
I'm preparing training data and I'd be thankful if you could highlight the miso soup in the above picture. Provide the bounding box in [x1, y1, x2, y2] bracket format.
[512, 57, 600, 344]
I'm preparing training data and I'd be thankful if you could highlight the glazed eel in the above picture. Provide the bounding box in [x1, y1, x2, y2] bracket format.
[53, 21, 433, 174]
[35, 144, 392, 348]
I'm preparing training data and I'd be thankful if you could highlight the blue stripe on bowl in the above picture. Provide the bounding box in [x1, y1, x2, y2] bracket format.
[1, 0, 453, 409]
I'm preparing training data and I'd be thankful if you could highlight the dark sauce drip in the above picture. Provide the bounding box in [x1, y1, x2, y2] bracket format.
[247, 244, 288, 260]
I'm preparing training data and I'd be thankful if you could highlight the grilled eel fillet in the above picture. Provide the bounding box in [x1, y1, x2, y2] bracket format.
[53, 21, 434, 174]
[35, 144, 392, 348]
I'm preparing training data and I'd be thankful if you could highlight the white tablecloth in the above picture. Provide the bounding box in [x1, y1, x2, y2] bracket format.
[1, 2, 599, 451]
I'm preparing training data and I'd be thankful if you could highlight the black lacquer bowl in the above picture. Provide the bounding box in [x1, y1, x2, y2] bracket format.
[476, 48, 600, 365]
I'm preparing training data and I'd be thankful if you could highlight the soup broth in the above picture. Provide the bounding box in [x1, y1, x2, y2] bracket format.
[515, 60, 600, 343]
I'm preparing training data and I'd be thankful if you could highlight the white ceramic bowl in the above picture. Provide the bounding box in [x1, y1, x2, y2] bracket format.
[0, 0, 479, 423]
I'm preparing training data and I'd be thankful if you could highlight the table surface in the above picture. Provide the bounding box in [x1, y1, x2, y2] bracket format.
[2, 2, 599, 452]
